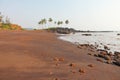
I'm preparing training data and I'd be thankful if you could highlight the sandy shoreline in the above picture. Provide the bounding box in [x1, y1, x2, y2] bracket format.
[0, 30, 119, 80]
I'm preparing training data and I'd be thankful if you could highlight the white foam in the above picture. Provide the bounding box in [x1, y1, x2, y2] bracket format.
[59, 32, 120, 53]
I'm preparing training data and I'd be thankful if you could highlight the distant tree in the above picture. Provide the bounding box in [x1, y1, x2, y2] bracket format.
[5, 16, 10, 24]
[53, 21, 57, 27]
[38, 18, 47, 29]
[48, 18, 53, 22]
[0, 12, 3, 23]
[57, 21, 63, 27]
[65, 20, 69, 25]
[42, 18, 47, 24]
[57, 21, 61, 26]
[48, 18, 53, 28]
[60, 21, 63, 25]
[54, 21, 56, 24]
[38, 21, 43, 25]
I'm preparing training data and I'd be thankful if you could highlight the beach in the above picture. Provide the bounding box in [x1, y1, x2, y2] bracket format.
[0, 30, 119, 80]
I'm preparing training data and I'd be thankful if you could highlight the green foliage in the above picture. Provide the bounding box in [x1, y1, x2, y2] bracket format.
[0, 12, 22, 30]
[34, 29, 37, 30]
[0, 23, 11, 29]
[54, 21, 57, 24]
[38, 18, 47, 25]
[48, 18, 53, 22]
[0, 12, 3, 23]
[65, 20, 69, 24]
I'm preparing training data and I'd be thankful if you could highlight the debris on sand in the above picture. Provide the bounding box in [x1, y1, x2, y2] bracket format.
[88, 64, 94, 67]
[71, 70, 76, 74]
[53, 57, 59, 61]
[55, 63, 59, 66]
[69, 63, 76, 67]
[59, 57, 64, 61]
[96, 58, 104, 63]
[49, 71, 53, 75]
[53, 78, 59, 80]
[79, 68, 85, 73]
[53, 57, 64, 62]
[88, 53, 94, 56]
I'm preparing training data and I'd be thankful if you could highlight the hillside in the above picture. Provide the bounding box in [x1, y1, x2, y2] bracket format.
[0, 23, 23, 30]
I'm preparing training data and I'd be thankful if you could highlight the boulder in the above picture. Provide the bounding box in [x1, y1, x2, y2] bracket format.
[98, 53, 105, 58]
[114, 51, 120, 59]
[108, 52, 113, 56]
[113, 59, 120, 66]
[104, 45, 110, 50]
[117, 33, 120, 35]
[100, 50, 108, 55]
[94, 54, 98, 57]
[106, 60, 112, 64]
[96, 58, 104, 63]
[104, 55, 111, 60]
[113, 51, 120, 66]
[88, 64, 94, 67]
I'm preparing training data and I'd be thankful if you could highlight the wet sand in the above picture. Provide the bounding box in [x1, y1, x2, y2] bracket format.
[0, 30, 119, 80]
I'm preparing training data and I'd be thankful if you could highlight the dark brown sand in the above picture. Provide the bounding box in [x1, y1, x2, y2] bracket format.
[0, 30, 119, 80]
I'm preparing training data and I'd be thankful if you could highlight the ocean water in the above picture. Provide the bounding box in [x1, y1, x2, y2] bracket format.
[59, 32, 120, 53]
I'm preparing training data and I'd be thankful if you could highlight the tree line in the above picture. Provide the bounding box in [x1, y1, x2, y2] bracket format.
[38, 18, 69, 29]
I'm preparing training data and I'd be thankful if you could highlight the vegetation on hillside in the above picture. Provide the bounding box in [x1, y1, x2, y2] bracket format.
[0, 12, 23, 30]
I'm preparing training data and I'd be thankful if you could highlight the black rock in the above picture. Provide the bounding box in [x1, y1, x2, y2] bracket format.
[113, 59, 120, 66]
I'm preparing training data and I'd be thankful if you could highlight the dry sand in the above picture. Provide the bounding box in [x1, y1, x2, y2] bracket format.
[0, 30, 119, 80]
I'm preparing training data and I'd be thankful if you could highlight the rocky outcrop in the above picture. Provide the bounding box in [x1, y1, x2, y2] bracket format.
[117, 33, 120, 35]
[47, 27, 76, 34]
[113, 59, 120, 66]
[82, 34, 92, 36]
[77, 43, 120, 67]
[10, 24, 23, 30]
[113, 52, 120, 66]
[94, 49, 120, 66]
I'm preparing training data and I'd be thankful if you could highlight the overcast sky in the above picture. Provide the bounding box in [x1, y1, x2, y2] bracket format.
[0, 0, 120, 31]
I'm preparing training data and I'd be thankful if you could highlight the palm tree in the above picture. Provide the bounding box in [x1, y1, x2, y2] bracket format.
[57, 21, 63, 27]
[48, 18, 53, 22]
[60, 21, 63, 26]
[57, 21, 61, 27]
[53, 21, 57, 27]
[0, 12, 3, 23]
[48, 18, 53, 28]
[65, 20, 69, 25]
[43, 18, 47, 24]
[6, 16, 10, 24]
[54, 21, 56, 24]
[38, 18, 47, 29]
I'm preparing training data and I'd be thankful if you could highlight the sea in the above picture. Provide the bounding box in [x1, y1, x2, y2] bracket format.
[59, 31, 120, 53]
